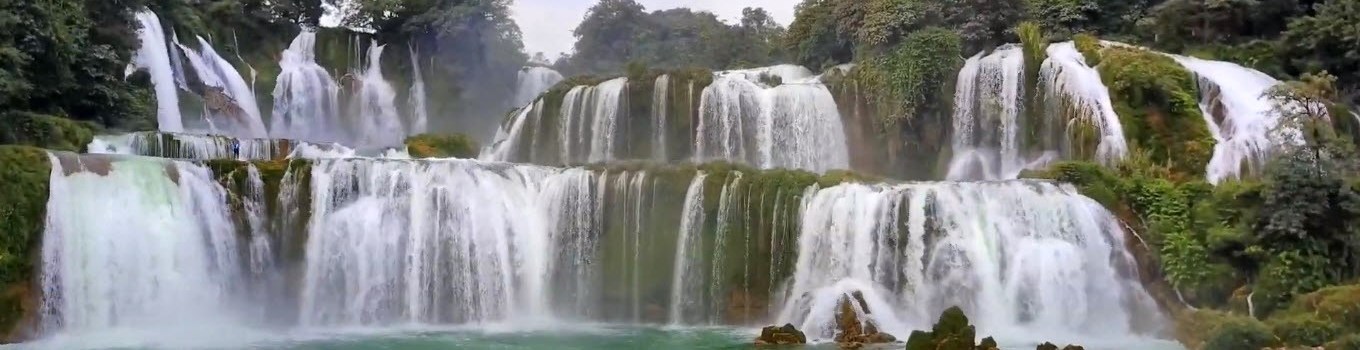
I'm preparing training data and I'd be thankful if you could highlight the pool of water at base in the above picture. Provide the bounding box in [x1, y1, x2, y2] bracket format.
[4, 324, 1185, 350]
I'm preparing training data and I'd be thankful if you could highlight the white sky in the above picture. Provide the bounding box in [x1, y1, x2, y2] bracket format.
[512, 0, 797, 58]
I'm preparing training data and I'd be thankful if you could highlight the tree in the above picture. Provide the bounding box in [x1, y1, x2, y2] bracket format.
[1283, 0, 1360, 102]
[1, 0, 153, 129]
[570, 0, 648, 73]
[945, 0, 1026, 54]
[785, 0, 853, 69]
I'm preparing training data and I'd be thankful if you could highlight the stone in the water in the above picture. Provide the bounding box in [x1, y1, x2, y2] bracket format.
[905, 306, 990, 350]
[1036, 342, 1085, 350]
[979, 336, 999, 350]
[756, 323, 807, 345]
[833, 292, 896, 345]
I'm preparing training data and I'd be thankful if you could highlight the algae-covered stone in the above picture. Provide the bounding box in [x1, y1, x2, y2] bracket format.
[755, 323, 807, 345]
[405, 133, 478, 159]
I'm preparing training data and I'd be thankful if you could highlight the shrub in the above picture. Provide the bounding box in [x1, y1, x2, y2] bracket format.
[1328, 334, 1360, 350]
[1276, 285, 1360, 334]
[0, 112, 98, 152]
[1268, 314, 1341, 347]
[1202, 318, 1276, 350]
[1072, 33, 1102, 66]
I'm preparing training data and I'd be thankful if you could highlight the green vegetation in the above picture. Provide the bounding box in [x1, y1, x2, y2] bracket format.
[557, 0, 787, 75]
[1072, 33, 1101, 66]
[405, 133, 479, 159]
[1027, 70, 1360, 348]
[0, 112, 98, 152]
[1098, 47, 1214, 179]
[0, 146, 50, 339]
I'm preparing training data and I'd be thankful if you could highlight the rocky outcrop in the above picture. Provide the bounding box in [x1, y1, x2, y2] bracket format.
[834, 291, 897, 346]
[1036, 342, 1085, 350]
[904, 306, 997, 350]
[755, 323, 807, 345]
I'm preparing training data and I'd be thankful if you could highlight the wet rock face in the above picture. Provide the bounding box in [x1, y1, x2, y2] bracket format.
[834, 291, 897, 346]
[755, 323, 807, 345]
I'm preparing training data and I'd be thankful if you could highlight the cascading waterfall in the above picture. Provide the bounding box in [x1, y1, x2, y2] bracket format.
[39, 154, 248, 334]
[129, 10, 183, 133]
[668, 173, 710, 325]
[947, 46, 1028, 180]
[514, 66, 564, 108]
[407, 45, 429, 135]
[300, 159, 570, 325]
[696, 65, 850, 173]
[1039, 42, 1128, 165]
[32, 151, 1169, 347]
[775, 180, 1164, 344]
[558, 78, 628, 164]
[482, 101, 542, 162]
[177, 36, 269, 138]
[1170, 55, 1301, 183]
[350, 42, 406, 147]
[653, 74, 671, 162]
[271, 32, 342, 143]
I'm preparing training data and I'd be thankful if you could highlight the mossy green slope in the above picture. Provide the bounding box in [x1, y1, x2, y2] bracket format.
[0, 146, 51, 341]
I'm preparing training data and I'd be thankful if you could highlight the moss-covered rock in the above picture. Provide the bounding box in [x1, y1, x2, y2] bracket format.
[1274, 285, 1360, 334]
[1268, 314, 1341, 347]
[1098, 47, 1215, 180]
[405, 133, 479, 159]
[0, 146, 51, 342]
[0, 112, 98, 152]
[754, 323, 806, 345]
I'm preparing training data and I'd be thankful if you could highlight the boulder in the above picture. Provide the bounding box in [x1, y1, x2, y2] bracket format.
[1036, 342, 1085, 350]
[904, 306, 986, 350]
[833, 292, 897, 345]
[755, 323, 807, 345]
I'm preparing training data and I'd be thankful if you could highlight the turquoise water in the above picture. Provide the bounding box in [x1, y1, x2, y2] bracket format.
[10, 324, 1183, 350]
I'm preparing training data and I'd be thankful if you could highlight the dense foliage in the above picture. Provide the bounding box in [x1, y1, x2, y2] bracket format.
[558, 0, 787, 75]
[0, 0, 155, 130]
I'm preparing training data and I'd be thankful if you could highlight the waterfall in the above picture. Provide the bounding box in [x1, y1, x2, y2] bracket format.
[1040, 42, 1128, 165]
[130, 10, 183, 133]
[1170, 55, 1299, 183]
[669, 172, 709, 325]
[696, 65, 850, 173]
[558, 78, 628, 164]
[482, 101, 542, 162]
[272, 32, 342, 143]
[407, 45, 429, 135]
[351, 42, 406, 147]
[653, 74, 671, 162]
[39, 154, 246, 334]
[301, 159, 556, 325]
[947, 46, 1028, 181]
[514, 66, 565, 108]
[774, 180, 1163, 344]
[176, 36, 269, 138]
